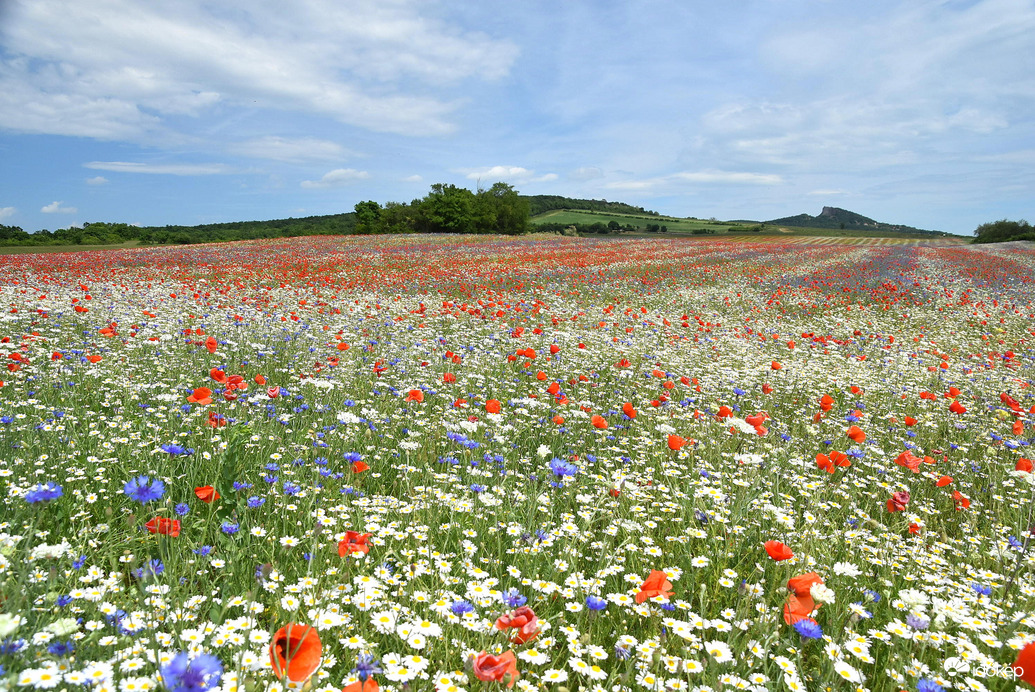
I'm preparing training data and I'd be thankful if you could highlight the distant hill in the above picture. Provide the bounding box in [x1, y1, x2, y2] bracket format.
[766, 207, 948, 236]
[522, 195, 660, 217]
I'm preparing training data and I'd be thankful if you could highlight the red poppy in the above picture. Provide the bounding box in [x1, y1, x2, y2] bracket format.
[405, 389, 424, 403]
[904, 416, 918, 426]
[205, 336, 218, 354]
[443, 372, 456, 384]
[783, 572, 823, 624]
[209, 368, 227, 384]
[194, 486, 220, 503]
[205, 411, 227, 428]
[145, 517, 181, 537]
[887, 491, 910, 513]
[764, 540, 794, 561]
[591, 414, 608, 429]
[846, 425, 865, 443]
[338, 531, 372, 557]
[1013, 640, 1035, 686]
[716, 405, 733, 419]
[667, 434, 686, 451]
[622, 402, 637, 419]
[86, 355, 102, 364]
[1017, 458, 1034, 473]
[494, 606, 540, 644]
[908, 523, 922, 535]
[472, 650, 519, 688]
[936, 476, 953, 487]
[351, 460, 369, 474]
[952, 491, 970, 510]
[761, 383, 774, 394]
[255, 374, 267, 385]
[270, 623, 322, 683]
[635, 570, 674, 604]
[949, 400, 967, 415]
[342, 680, 379, 692]
[267, 386, 281, 398]
[771, 361, 783, 370]
[485, 399, 501, 414]
[187, 387, 212, 405]
[894, 451, 922, 473]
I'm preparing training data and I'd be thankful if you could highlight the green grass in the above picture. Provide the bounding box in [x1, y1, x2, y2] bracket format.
[0, 241, 141, 254]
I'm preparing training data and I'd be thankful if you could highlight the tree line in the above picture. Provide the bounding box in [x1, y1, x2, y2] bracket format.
[0, 182, 539, 247]
[972, 219, 1034, 244]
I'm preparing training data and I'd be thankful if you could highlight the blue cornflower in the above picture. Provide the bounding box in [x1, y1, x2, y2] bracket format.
[246, 496, 266, 508]
[220, 522, 240, 535]
[502, 588, 527, 608]
[282, 482, 301, 496]
[971, 583, 992, 596]
[232, 482, 252, 491]
[863, 589, 881, 602]
[123, 476, 165, 503]
[160, 443, 193, 456]
[193, 546, 213, 556]
[47, 640, 74, 656]
[451, 600, 475, 615]
[160, 652, 223, 692]
[344, 452, 362, 463]
[175, 503, 190, 516]
[917, 680, 944, 692]
[55, 595, 73, 607]
[72, 555, 87, 569]
[469, 484, 486, 493]
[25, 482, 63, 504]
[352, 653, 382, 682]
[549, 457, 577, 478]
[586, 595, 607, 611]
[793, 619, 823, 639]
[906, 613, 930, 630]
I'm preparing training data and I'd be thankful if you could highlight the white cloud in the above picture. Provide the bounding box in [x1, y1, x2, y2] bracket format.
[0, 0, 518, 141]
[226, 137, 352, 163]
[464, 165, 533, 181]
[85, 176, 109, 185]
[808, 189, 848, 196]
[461, 166, 558, 184]
[84, 161, 229, 175]
[401, 174, 423, 183]
[300, 168, 369, 189]
[606, 170, 782, 192]
[0, 206, 15, 221]
[570, 166, 604, 182]
[41, 201, 77, 214]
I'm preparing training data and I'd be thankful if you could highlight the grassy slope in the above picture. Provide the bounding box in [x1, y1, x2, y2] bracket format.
[531, 209, 965, 240]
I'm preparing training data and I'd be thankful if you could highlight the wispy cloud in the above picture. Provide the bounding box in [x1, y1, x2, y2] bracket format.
[226, 137, 353, 163]
[0, 0, 518, 142]
[84, 161, 229, 175]
[85, 176, 108, 186]
[0, 206, 15, 221]
[300, 168, 369, 189]
[606, 170, 782, 192]
[41, 200, 77, 213]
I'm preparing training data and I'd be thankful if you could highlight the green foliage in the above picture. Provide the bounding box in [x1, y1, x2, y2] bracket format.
[353, 201, 381, 235]
[972, 218, 1034, 244]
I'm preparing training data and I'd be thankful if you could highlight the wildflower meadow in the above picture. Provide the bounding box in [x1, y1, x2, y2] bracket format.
[1, 234, 1034, 692]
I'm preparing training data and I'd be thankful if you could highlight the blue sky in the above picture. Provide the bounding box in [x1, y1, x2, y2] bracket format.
[1, 0, 1033, 235]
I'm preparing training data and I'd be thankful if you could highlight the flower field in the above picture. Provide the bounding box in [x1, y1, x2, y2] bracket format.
[1, 234, 1035, 692]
